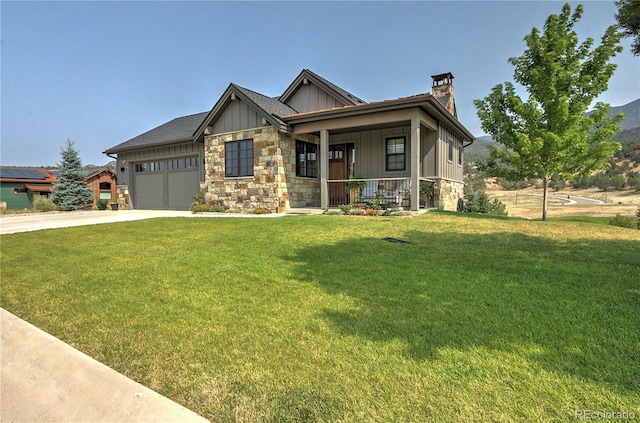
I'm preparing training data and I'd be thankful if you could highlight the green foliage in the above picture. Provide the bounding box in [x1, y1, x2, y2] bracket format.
[496, 177, 533, 191]
[615, 0, 640, 55]
[191, 203, 226, 213]
[474, 3, 623, 220]
[609, 214, 637, 229]
[338, 204, 352, 215]
[51, 139, 94, 210]
[368, 198, 386, 210]
[637, 207, 640, 229]
[96, 199, 109, 210]
[346, 175, 367, 193]
[33, 196, 58, 212]
[463, 185, 507, 215]
[627, 172, 640, 191]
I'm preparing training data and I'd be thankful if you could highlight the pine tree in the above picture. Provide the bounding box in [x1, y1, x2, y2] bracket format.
[51, 139, 94, 210]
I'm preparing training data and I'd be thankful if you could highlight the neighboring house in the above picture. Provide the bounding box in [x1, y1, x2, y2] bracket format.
[0, 168, 57, 210]
[85, 168, 118, 205]
[0, 166, 117, 210]
[104, 69, 474, 212]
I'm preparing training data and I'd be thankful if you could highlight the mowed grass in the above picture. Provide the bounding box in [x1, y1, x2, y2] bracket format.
[1, 213, 639, 421]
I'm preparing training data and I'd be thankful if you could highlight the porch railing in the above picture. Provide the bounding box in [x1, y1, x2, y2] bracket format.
[327, 178, 436, 208]
[328, 178, 411, 207]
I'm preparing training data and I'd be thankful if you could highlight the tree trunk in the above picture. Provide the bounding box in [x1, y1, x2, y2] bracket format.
[542, 177, 549, 221]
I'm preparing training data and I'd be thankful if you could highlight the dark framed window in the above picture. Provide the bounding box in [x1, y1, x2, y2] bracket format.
[448, 137, 454, 162]
[296, 140, 318, 177]
[225, 139, 253, 177]
[385, 136, 406, 171]
[134, 161, 162, 173]
[458, 141, 463, 166]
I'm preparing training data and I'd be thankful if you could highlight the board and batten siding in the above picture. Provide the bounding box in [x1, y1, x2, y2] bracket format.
[212, 99, 266, 135]
[437, 124, 464, 182]
[116, 142, 204, 185]
[286, 83, 346, 114]
[330, 126, 412, 178]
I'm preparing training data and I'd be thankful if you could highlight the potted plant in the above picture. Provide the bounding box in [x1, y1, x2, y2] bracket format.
[346, 175, 367, 204]
[419, 181, 434, 208]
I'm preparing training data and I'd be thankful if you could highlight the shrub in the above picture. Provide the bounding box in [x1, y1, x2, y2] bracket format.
[96, 199, 109, 210]
[338, 204, 352, 215]
[254, 207, 270, 214]
[323, 210, 342, 215]
[348, 209, 365, 216]
[609, 214, 636, 229]
[33, 196, 58, 212]
[191, 203, 226, 214]
[368, 198, 386, 210]
[637, 208, 640, 230]
[463, 189, 507, 215]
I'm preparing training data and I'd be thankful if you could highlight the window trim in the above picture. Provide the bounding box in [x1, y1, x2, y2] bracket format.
[385, 136, 406, 172]
[225, 139, 254, 178]
[296, 140, 318, 178]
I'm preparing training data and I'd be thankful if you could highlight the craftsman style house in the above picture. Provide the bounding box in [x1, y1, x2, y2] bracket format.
[104, 69, 474, 212]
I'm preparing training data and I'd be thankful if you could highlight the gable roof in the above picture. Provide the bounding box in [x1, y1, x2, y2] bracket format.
[279, 69, 365, 106]
[104, 112, 208, 154]
[193, 83, 298, 141]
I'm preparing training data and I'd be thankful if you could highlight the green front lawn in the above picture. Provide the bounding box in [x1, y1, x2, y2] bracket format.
[1, 214, 639, 421]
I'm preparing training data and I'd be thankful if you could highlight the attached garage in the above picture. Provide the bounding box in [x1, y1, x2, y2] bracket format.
[131, 156, 201, 210]
[104, 112, 208, 211]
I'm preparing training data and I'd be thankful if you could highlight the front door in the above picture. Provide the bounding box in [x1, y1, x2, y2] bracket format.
[328, 143, 354, 206]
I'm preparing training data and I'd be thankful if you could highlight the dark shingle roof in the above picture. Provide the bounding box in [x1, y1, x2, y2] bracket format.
[104, 112, 208, 154]
[234, 85, 297, 118]
[302, 69, 365, 105]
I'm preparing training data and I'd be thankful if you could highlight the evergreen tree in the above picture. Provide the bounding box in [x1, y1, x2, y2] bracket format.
[474, 3, 623, 220]
[51, 139, 93, 210]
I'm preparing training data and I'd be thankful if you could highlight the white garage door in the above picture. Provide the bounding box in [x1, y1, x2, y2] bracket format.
[133, 157, 199, 210]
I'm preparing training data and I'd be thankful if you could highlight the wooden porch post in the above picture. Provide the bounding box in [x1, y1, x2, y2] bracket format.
[410, 117, 420, 211]
[320, 129, 329, 209]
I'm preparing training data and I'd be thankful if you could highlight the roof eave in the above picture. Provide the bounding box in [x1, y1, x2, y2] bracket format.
[103, 137, 194, 155]
[282, 95, 474, 141]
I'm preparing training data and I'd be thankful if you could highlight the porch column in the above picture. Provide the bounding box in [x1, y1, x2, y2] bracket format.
[320, 129, 329, 209]
[410, 117, 421, 211]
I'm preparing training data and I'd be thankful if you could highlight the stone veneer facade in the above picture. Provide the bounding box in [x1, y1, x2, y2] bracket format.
[203, 126, 320, 213]
[433, 178, 465, 211]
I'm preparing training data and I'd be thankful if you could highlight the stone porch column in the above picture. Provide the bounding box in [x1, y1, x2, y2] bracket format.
[410, 117, 421, 211]
[320, 129, 329, 209]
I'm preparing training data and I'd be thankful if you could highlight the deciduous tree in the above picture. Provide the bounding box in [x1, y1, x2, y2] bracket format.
[615, 0, 640, 55]
[475, 3, 623, 220]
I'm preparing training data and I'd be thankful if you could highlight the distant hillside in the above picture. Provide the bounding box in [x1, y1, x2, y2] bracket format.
[468, 98, 640, 163]
[607, 98, 640, 131]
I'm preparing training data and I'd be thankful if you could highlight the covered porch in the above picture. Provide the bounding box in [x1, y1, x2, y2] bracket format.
[287, 98, 444, 211]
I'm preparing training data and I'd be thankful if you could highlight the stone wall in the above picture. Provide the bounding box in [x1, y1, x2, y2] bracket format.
[203, 127, 320, 212]
[434, 178, 464, 211]
[115, 185, 130, 210]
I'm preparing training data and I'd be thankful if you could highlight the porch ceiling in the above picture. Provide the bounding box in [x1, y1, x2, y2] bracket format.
[283, 94, 474, 141]
[288, 107, 437, 135]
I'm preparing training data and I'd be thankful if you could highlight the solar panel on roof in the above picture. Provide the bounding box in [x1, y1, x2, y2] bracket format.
[0, 169, 48, 180]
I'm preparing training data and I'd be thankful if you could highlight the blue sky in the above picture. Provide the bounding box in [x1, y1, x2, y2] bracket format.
[1, 1, 638, 167]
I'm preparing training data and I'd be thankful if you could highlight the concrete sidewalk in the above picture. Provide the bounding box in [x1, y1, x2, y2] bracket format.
[0, 308, 209, 422]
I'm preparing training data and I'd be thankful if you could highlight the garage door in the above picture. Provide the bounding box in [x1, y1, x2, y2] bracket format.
[133, 157, 200, 210]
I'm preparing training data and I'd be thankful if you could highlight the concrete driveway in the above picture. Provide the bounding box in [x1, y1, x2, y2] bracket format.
[0, 210, 193, 235]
